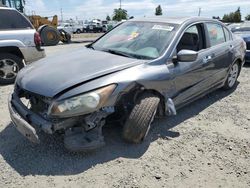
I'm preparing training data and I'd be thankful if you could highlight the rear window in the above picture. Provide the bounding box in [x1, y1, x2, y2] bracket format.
[0, 9, 33, 30]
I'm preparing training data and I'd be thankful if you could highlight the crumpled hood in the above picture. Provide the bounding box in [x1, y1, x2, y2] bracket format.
[17, 47, 145, 97]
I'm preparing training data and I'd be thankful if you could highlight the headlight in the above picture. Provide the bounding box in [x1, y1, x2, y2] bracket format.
[48, 84, 116, 117]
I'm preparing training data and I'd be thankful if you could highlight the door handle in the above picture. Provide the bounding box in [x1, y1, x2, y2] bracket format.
[229, 45, 234, 52]
[203, 55, 212, 64]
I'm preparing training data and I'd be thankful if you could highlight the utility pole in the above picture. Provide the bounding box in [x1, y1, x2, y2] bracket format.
[119, 0, 121, 9]
[198, 7, 201, 16]
[60, 8, 63, 21]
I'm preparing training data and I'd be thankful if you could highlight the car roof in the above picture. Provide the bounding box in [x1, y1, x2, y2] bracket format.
[130, 16, 221, 25]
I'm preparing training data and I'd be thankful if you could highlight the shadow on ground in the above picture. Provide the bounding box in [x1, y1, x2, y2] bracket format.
[0, 84, 238, 176]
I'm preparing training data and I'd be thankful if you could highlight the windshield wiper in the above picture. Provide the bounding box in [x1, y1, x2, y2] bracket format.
[86, 44, 95, 50]
[102, 49, 135, 58]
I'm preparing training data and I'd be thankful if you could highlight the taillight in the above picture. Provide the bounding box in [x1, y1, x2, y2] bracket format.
[34, 31, 42, 46]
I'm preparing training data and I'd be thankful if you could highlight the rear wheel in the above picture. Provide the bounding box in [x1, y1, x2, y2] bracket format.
[40, 26, 60, 46]
[223, 62, 240, 90]
[0, 53, 23, 85]
[123, 93, 160, 143]
[76, 29, 81, 34]
[61, 33, 71, 43]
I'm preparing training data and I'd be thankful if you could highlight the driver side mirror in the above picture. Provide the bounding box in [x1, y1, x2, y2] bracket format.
[173, 50, 198, 64]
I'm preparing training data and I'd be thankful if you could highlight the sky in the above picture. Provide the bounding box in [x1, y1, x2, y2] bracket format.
[24, 0, 250, 21]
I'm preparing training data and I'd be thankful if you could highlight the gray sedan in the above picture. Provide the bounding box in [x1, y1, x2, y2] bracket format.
[9, 17, 246, 152]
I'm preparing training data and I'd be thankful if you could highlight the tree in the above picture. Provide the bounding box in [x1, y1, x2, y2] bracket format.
[222, 7, 241, 23]
[112, 8, 128, 21]
[234, 7, 241, 22]
[155, 5, 162, 16]
[245, 14, 250, 21]
[106, 15, 111, 21]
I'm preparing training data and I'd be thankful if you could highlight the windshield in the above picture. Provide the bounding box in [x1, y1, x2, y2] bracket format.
[92, 21, 178, 60]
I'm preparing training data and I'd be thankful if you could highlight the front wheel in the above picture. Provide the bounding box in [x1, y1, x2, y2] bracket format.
[223, 62, 240, 90]
[0, 53, 23, 85]
[123, 93, 160, 143]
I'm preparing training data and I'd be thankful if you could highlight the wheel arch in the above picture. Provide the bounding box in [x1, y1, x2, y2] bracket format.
[115, 83, 166, 117]
[0, 46, 24, 60]
[136, 88, 166, 117]
[232, 57, 243, 74]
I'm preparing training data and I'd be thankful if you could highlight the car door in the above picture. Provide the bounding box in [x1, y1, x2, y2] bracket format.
[203, 22, 233, 82]
[169, 23, 217, 107]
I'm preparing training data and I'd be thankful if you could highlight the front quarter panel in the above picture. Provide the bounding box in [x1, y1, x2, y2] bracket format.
[56, 62, 175, 107]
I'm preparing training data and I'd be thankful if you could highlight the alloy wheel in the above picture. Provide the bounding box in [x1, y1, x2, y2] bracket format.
[228, 63, 239, 88]
[0, 59, 19, 80]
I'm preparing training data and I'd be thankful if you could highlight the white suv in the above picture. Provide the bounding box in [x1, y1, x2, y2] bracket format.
[0, 7, 45, 84]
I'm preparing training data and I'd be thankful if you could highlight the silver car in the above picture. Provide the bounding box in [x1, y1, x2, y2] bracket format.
[0, 7, 45, 84]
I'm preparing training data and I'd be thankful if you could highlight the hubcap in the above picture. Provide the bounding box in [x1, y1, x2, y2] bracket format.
[47, 32, 56, 40]
[0, 59, 19, 80]
[228, 64, 239, 88]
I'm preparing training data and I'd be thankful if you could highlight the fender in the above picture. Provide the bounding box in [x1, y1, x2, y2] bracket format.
[0, 40, 26, 48]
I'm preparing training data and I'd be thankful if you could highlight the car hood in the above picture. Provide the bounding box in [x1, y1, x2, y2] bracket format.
[17, 47, 145, 97]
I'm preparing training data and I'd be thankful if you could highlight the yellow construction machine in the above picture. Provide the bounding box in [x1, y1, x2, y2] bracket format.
[28, 15, 71, 46]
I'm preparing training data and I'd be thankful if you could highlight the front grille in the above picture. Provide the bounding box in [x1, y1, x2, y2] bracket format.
[15, 85, 52, 117]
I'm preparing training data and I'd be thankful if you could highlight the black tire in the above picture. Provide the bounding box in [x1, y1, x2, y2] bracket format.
[40, 26, 60, 46]
[123, 93, 160, 143]
[62, 33, 71, 43]
[76, 29, 81, 34]
[223, 62, 240, 90]
[0, 53, 23, 85]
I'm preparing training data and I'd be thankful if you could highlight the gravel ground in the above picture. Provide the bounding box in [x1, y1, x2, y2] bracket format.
[0, 44, 249, 188]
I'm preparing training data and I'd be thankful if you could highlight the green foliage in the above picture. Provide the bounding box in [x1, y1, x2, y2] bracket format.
[106, 15, 111, 21]
[245, 14, 250, 21]
[155, 5, 162, 16]
[112, 8, 128, 21]
[222, 7, 241, 23]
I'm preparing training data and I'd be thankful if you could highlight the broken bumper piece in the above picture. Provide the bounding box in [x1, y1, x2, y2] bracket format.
[64, 126, 105, 152]
[8, 94, 42, 143]
[8, 93, 109, 152]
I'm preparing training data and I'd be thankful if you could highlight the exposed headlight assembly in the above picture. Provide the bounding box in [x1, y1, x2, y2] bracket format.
[48, 84, 116, 117]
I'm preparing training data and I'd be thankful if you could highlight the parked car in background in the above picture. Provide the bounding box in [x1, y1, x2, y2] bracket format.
[9, 17, 245, 152]
[83, 19, 107, 33]
[83, 22, 104, 33]
[229, 22, 250, 63]
[0, 7, 45, 84]
[57, 22, 83, 34]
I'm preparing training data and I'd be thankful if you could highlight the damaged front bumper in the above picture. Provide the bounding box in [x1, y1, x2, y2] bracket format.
[8, 93, 113, 151]
[8, 93, 52, 143]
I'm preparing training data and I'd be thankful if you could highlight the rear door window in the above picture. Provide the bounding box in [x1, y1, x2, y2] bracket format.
[206, 23, 226, 46]
[0, 9, 32, 30]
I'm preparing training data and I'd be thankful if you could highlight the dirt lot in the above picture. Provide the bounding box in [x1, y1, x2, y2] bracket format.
[0, 43, 249, 188]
